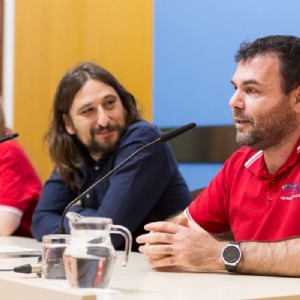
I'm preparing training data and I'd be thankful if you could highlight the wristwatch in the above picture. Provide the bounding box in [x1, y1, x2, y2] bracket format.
[221, 241, 242, 272]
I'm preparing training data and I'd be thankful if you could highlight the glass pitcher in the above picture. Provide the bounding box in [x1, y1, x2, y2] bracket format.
[63, 212, 132, 288]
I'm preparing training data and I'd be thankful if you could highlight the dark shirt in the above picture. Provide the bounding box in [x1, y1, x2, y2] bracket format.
[31, 120, 192, 250]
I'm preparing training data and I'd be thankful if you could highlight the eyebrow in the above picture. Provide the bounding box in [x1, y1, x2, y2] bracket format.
[103, 94, 118, 100]
[77, 103, 93, 113]
[77, 94, 118, 111]
[231, 79, 260, 86]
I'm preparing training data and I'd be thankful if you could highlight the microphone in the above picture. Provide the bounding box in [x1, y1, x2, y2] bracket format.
[159, 123, 196, 142]
[0, 133, 19, 143]
[58, 122, 196, 234]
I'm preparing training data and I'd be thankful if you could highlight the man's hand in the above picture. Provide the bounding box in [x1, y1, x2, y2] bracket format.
[136, 219, 226, 271]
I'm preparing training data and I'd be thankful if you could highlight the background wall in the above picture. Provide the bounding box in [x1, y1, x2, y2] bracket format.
[6, 0, 300, 191]
[153, 0, 300, 190]
[13, 0, 152, 181]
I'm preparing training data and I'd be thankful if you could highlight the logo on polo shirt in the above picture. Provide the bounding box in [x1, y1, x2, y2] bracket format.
[280, 180, 300, 200]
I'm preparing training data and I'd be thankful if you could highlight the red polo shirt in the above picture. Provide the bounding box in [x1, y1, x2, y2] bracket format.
[0, 140, 42, 237]
[186, 139, 300, 241]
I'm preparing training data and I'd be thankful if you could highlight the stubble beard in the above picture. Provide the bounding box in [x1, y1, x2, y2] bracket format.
[74, 123, 126, 159]
[235, 96, 296, 151]
[87, 124, 125, 156]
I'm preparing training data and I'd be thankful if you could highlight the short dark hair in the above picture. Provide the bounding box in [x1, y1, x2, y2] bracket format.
[46, 62, 141, 191]
[235, 35, 300, 94]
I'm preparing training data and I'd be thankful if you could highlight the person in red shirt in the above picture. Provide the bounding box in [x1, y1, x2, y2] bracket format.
[0, 101, 42, 237]
[137, 35, 300, 277]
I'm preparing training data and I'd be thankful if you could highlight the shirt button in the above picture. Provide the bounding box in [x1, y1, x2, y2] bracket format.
[86, 194, 90, 199]
[95, 166, 100, 171]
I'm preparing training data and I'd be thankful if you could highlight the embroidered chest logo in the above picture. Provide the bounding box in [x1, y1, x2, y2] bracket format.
[280, 180, 300, 200]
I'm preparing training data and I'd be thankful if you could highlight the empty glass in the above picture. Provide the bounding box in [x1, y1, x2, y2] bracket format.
[42, 234, 70, 279]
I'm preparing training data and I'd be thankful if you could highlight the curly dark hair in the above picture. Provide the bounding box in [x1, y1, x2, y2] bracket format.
[46, 62, 141, 191]
[235, 35, 300, 95]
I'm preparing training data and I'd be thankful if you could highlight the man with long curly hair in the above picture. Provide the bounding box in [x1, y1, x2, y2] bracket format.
[31, 62, 191, 250]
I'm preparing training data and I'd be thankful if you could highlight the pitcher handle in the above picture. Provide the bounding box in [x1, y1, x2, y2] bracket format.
[110, 225, 132, 267]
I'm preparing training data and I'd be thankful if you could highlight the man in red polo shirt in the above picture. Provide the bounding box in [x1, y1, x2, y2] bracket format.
[137, 35, 300, 277]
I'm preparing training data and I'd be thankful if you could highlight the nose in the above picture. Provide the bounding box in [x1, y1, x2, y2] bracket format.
[229, 89, 245, 110]
[96, 107, 110, 127]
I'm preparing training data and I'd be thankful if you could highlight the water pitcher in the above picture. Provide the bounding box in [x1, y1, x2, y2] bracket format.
[63, 212, 132, 288]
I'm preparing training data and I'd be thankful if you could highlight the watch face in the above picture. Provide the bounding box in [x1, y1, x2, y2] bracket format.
[223, 245, 240, 263]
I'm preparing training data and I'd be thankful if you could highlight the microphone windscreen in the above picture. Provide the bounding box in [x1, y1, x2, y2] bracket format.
[160, 123, 196, 142]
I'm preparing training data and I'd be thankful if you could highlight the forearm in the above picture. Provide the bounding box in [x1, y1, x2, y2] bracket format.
[237, 239, 300, 277]
[31, 211, 63, 240]
[137, 219, 300, 277]
[0, 211, 21, 236]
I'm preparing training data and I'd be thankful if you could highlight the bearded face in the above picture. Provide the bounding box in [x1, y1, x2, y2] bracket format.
[63, 79, 127, 160]
[233, 94, 296, 150]
[229, 54, 297, 151]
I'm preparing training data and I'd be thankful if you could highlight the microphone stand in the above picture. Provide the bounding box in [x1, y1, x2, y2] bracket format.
[58, 122, 196, 234]
[58, 138, 161, 233]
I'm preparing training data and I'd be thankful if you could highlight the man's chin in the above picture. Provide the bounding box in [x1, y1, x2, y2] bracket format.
[236, 133, 253, 147]
[84, 139, 109, 153]
[236, 137, 262, 150]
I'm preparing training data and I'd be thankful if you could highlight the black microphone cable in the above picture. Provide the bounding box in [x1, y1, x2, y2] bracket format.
[0, 256, 42, 275]
[0, 263, 42, 274]
[0, 268, 14, 271]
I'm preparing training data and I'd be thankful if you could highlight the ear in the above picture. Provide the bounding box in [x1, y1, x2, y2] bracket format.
[62, 113, 75, 135]
[294, 85, 300, 113]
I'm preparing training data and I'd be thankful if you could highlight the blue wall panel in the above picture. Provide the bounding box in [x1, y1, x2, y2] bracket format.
[154, 0, 300, 190]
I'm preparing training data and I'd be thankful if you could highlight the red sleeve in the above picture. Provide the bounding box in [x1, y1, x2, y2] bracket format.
[185, 165, 231, 234]
[0, 141, 42, 213]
